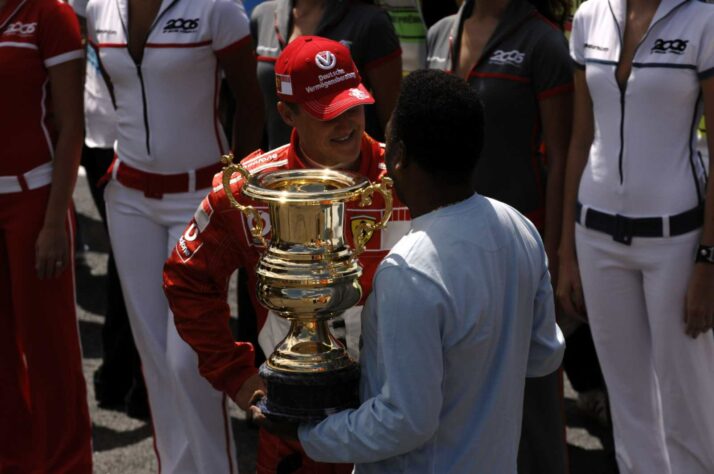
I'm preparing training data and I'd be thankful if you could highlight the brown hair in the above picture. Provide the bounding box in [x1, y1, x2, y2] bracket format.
[530, 0, 572, 28]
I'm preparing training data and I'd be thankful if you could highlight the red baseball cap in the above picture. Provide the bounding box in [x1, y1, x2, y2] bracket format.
[275, 36, 375, 121]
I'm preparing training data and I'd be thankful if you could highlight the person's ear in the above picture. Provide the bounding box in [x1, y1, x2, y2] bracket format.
[391, 140, 408, 171]
[277, 101, 297, 128]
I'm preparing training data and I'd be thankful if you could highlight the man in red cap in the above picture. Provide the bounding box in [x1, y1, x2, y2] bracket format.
[163, 36, 409, 473]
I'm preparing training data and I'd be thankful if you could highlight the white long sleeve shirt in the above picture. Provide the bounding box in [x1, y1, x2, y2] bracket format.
[298, 193, 565, 473]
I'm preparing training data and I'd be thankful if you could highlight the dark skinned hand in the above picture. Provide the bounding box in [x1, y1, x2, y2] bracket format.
[249, 396, 299, 441]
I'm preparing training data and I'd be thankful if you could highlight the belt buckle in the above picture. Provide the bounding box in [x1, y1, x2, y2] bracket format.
[613, 214, 633, 245]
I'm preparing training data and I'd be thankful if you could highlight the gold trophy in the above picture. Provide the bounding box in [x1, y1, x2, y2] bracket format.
[221, 154, 393, 421]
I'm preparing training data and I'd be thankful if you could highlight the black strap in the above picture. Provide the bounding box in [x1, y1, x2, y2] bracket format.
[575, 202, 703, 245]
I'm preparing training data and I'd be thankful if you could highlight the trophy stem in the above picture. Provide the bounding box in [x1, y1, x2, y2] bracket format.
[267, 317, 354, 373]
[261, 316, 361, 422]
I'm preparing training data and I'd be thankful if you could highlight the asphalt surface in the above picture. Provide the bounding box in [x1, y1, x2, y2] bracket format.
[73, 170, 618, 473]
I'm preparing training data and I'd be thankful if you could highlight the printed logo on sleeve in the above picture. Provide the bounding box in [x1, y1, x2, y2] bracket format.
[257, 45, 280, 55]
[651, 38, 688, 55]
[426, 55, 448, 64]
[176, 198, 213, 262]
[584, 43, 609, 52]
[177, 221, 203, 263]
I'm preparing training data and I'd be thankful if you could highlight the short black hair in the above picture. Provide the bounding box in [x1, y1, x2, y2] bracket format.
[390, 69, 484, 183]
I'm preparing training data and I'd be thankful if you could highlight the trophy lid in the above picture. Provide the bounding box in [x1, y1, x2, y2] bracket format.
[241, 169, 370, 205]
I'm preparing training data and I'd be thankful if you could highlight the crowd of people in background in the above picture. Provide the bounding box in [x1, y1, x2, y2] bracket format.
[1, 0, 712, 472]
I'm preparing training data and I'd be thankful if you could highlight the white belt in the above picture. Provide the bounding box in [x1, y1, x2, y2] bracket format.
[0, 162, 53, 194]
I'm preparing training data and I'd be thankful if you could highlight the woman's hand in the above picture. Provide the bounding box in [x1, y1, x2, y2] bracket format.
[684, 264, 714, 338]
[556, 254, 587, 322]
[35, 223, 69, 279]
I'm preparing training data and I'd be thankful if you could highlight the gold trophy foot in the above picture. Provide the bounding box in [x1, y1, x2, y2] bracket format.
[258, 362, 360, 422]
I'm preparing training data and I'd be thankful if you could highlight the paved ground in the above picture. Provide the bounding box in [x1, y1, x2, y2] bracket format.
[73, 171, 618, 473]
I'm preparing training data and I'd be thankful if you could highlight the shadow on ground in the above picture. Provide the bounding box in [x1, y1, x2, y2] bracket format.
[75, 258, 107, 316]
[566, 398, 619, 473]
[79, 319, 103, 360]
[569, 444, 619, 474]
[92, 423, 153, 452]
[76, 213, 110, 254]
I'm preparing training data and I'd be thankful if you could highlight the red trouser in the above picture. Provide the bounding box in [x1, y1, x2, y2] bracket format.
[257, 429, 353, 474]
[0, 186, 92, 473]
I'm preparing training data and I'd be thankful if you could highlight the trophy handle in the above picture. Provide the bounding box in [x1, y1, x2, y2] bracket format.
[220, 153, 268, 247]
[353, 176, 394, 256]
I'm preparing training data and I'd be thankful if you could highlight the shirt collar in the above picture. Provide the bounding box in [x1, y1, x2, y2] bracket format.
[411, 193, 480, 229]
[450, 0, 536, 73]
[606, 0, 690, 40]
[114, 0, 181, 38]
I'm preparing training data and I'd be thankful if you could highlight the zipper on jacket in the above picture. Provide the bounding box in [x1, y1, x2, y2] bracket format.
[115, 0, 181, 158]
[617, 88, 625, 184]
[608, 1, 626, 186]
[136, 64, 151, 155]
[608, 0, 689, 187]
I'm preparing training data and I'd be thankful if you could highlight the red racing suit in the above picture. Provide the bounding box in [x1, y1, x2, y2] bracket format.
[163, 130, 410, 473]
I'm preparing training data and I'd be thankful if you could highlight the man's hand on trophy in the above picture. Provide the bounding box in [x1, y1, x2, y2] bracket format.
[234, 373, 266, 412]
[249, 405, 299, 441]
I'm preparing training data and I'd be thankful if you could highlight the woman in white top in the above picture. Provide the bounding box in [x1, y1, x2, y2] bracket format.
[86, 0, 263, 471]
[558, 0, 714, 472]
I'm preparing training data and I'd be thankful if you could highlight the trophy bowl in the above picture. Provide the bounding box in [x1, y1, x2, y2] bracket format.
[221, 155, 392, 421]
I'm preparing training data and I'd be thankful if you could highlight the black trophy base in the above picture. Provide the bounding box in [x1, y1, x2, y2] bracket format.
[258, 362, 360, 423]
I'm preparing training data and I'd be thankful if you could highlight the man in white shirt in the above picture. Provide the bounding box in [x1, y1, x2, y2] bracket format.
[254, 69, 565, 473]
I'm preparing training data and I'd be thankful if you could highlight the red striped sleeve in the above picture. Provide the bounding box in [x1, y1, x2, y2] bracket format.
[537, 82, 574, 100]
[469, 71, 531, 84]
[363, 48, 402, 71]
[214, 35, 251, 59]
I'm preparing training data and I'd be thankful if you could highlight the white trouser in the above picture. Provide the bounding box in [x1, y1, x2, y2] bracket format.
[575, 224, 714, 474]
[105, 181, 237, 474]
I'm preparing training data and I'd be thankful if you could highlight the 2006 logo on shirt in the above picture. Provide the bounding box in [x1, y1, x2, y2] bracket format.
[3, 21, 36, 36]
[489, 49, 525, 66]
[163, 18, 199, 33]
[651, 38, 688, 55]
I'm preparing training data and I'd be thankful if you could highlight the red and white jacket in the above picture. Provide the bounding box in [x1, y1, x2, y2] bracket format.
[0, 0, 82, 177]
[163, 131, 410, 397]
